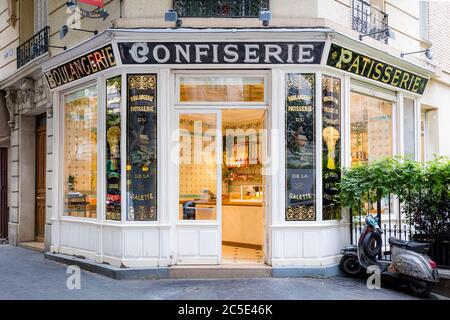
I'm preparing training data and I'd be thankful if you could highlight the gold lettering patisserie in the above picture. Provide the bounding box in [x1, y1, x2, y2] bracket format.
[327, 43, 428, 94]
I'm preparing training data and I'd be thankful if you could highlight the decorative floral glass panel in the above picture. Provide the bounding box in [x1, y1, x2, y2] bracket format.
[126, 74, 157, 221]
[64, 86, 98, 218]
[106, 76, 121, 220]
[285, 73, 315, 221]
[322, 76, 341, 220]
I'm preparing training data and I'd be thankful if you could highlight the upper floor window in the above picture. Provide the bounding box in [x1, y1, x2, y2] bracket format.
[351, 0, 389, 44]
[173, 0, 269, 17]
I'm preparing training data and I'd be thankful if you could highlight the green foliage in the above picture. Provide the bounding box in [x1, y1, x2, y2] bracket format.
[340, 157, 450, 241]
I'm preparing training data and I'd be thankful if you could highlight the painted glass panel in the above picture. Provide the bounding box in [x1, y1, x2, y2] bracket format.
[322, 75, 341, 220]
[126, 74, 157, 221]
[285, 73, 315, 221]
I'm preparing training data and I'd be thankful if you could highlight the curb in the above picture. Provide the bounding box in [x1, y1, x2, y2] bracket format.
[44, 252, 169, 280]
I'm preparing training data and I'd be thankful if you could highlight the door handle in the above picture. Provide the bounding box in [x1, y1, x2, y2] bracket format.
[36, 197, 45, 200]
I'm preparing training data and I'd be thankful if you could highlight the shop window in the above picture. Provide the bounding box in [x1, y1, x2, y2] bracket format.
[322, 76, 341, 220]
[63, 86, 98, 218]
[179, 77, 265, 103]
[106, 76, 122, 221]
[403, 98, 416, 160]
[126, 74, 157, 221]
[285, 73, 315, 221]
[421, 108, 439, 162]
[350, 92, 393, 166]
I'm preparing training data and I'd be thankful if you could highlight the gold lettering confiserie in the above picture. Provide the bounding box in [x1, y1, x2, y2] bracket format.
[45, 45, 116, 89]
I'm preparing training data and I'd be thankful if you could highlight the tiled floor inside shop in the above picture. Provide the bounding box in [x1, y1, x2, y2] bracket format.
[222, 245, 263, 264]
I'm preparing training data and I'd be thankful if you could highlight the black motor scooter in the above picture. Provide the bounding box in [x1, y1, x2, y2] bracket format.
[340, 214, 439, 297]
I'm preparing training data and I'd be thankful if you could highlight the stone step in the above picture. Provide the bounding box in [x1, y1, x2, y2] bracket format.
[18, 241, 45, 253]
[169, 265, 272, 279]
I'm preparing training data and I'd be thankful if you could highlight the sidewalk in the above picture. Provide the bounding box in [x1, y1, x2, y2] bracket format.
[0, 244, 445, 300]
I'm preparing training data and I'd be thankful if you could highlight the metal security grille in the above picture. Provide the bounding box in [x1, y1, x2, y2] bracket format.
[17, 26, 49, 69]
[0, 148, 7, 241]
[351, 0, 389, 44]
[173, 0, 269, 17]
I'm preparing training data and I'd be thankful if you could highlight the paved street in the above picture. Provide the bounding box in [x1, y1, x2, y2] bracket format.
[0, 244, 443, 300]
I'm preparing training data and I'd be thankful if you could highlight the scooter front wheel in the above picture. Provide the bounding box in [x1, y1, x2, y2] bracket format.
[407, 279, 434, 298]
[339, 255, 362, 276]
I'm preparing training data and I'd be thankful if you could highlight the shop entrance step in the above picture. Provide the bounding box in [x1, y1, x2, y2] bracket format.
[169, 264, 272, 279]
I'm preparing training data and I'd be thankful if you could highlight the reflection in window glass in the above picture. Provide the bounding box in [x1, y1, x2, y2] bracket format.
[322, 76, 341, 220]
[106, 76, 121, 220]
[179, 77, 264, 102]
[285, 74, 315, 221]
[179, 114, 217, 220]
[350, 92, 393, 166]
[64, 86, 98, 218]
[403, 98, 415, 160]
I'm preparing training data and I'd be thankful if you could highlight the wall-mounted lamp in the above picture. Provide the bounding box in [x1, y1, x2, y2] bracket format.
[259, 9, 271, 27]
[401, 48, 432, 60]
[359, 29, 396, 41]
[165, 9, 182, 28]
[59, 25, 98, 40]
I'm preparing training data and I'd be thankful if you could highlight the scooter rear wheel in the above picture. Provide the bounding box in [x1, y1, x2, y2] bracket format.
[340, 255, 362, 276]
[407, 279, 433, 298]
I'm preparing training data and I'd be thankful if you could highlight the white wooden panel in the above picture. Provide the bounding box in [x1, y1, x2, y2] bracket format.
[283, 231, 301, 258]
[123, 230, 141, 258]
[178, 229, 199, 256]
[142, 230, 159, 257]
[272, 230, 283, 259]
[160, 228, 170, 259]
[199, 230, 218, 256]
[303, 231, 319, 258]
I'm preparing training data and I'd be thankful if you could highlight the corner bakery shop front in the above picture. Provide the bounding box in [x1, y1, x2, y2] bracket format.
[42, 29, 430, 275]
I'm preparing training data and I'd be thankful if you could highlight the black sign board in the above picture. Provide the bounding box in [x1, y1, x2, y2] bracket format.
[44, 44, 116, 89]
[285, 73, 316, 221]
[126, 74, 157, 221]
[327, 43, 428, 95]
[118, 42, 324, 65]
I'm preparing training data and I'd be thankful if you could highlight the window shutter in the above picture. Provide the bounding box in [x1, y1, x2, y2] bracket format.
[34, 0, 49, 32]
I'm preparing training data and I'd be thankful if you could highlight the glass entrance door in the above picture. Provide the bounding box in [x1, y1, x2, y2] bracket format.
[176, 111, 222, 264]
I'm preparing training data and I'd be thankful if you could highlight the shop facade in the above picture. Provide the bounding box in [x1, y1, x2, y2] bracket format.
[41, 28, 431, 275]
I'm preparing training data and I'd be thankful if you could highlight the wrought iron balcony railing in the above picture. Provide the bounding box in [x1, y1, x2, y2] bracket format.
[173, 0, 269, 17]
[352, 0, 389, 44]
[17, 26, 49, 69]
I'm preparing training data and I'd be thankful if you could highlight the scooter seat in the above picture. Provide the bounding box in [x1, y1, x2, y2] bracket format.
[388, 237, 430, 253]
